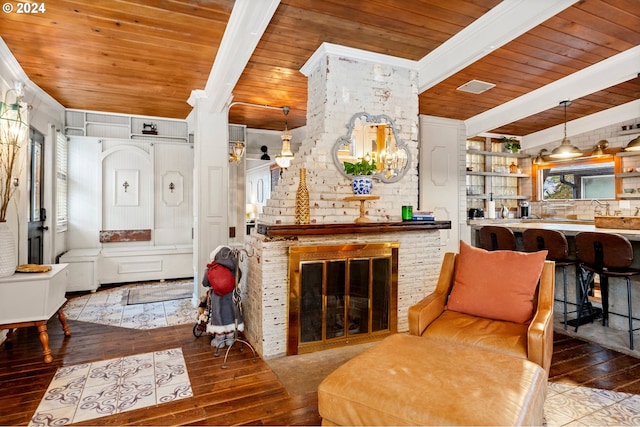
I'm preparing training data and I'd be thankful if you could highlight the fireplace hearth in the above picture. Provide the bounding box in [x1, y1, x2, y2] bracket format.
[287, 242, 398, 355]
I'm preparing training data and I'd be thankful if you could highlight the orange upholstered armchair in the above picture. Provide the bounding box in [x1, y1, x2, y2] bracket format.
[408, 245, 555, 374]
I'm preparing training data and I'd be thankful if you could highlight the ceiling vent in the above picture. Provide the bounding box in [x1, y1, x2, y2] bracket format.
[456, 79, 496, 94]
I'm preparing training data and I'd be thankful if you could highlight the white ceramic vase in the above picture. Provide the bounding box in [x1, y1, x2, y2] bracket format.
[0, 221, 17, 277]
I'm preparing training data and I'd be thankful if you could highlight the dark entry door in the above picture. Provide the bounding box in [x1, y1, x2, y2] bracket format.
[27, 127, 46, 264]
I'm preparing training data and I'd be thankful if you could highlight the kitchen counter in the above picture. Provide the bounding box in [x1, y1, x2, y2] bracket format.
[470, 219, 640, 240]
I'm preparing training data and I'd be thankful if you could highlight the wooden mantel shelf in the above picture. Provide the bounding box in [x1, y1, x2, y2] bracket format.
[256, 220, 451, 237]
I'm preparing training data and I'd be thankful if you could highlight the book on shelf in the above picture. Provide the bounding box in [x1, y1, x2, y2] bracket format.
[412, 211, 434, 221]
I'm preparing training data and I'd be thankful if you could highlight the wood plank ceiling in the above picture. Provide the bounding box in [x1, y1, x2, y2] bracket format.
[1, 0, 639, 137]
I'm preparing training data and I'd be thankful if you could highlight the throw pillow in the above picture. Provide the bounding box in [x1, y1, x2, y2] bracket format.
[446, 240, 547, 324]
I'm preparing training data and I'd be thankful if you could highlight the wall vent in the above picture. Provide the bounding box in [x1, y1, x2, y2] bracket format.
[229, 124, 247, 143]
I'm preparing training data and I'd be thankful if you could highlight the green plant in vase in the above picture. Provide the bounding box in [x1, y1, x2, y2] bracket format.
[501, 136, 521, 153]
[343, 158, 377, 176]
[344, 158, 377, 195]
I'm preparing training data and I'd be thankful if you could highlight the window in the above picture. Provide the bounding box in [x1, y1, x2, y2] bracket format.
[534, 156, 615, 200]
[56, 131, 68, 231]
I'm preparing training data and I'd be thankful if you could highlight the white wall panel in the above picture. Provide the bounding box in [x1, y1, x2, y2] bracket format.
[101, 143, 152, 230]
[154, 143, 194, 245]
[67, 136, 102, 248]
[206, 166, 224, 217]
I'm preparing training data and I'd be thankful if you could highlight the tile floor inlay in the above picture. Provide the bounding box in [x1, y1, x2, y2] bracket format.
[29, 348, 192, 426]
[63, 280, 196, 330]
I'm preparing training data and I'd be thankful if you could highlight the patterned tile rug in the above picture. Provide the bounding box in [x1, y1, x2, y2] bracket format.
[63, 279, 196, 330]
[29, 348, 192, 426]
[126, 281, 194, 305]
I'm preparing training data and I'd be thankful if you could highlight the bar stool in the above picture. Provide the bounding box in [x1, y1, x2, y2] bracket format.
[523, 229, 576, 329]
[575, 231, 640, 350]
[478, 225, 516, 251]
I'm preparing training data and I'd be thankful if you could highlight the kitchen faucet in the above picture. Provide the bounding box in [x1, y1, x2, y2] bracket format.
[591, 199, 610, 216]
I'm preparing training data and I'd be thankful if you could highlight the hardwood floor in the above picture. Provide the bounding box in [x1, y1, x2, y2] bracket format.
[0, 319, 320, 426]
[1, 317, 639, 426]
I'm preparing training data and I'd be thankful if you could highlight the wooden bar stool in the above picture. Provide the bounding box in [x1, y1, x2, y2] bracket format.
[478, 225, 517, 251]
[523, 229, 576, 329]
[575, 231, 640, 350]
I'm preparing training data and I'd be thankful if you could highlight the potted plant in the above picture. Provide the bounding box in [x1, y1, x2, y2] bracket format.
[501, 136, 521, 153]
[344, 158, 377, 195]
[0, 87, 27, 277]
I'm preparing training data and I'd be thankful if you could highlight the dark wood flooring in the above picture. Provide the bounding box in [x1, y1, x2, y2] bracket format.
[1, 317, 639, 426]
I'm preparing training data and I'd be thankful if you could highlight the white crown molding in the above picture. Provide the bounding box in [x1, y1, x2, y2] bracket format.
[204, 0, 280, 114]
[417, 0, 578, 92]
[300, 42, 418, 77]
[466, 45, 640, 138]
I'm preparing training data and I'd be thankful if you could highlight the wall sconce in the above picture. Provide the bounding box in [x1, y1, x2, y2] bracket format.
[624, 136, 640, 152]
[260, 145, 270, 160]
[533, 148, 548, 164]
[122, 181, 130, 192]
[591, 139, 609, 157]
[549, 100, 582, 159]
[229, 141, 246, 163]
[169, 182, 175, 193]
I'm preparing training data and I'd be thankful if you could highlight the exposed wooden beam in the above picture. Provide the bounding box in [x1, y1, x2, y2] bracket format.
[203, 0, 281, 113]
[417, 0, 578, 92]
[466, 45, 640, 138]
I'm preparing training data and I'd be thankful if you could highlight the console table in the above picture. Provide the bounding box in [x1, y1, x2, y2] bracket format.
[0, 264, 71, 363]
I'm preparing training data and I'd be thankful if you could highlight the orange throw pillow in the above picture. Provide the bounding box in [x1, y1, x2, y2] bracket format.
[447, 241, 548, 324]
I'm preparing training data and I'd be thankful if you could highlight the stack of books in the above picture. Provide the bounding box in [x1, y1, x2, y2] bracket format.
[412, 211, 435, 221]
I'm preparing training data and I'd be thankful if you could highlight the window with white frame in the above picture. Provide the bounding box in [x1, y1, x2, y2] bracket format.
[56, 131, 68, 231]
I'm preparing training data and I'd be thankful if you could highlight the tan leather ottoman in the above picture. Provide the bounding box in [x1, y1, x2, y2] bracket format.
[318, 334, 547, 426]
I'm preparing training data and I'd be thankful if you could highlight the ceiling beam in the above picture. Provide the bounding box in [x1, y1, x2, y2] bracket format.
[200, 0, 280, 113]
[417, 0, 578, 92]
[466, 45, 640, 138]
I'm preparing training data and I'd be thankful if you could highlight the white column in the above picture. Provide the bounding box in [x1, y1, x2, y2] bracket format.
[191, 91, 230, 293]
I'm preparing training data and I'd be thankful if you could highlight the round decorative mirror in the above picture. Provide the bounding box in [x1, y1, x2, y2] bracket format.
[332, 112, 411, 183]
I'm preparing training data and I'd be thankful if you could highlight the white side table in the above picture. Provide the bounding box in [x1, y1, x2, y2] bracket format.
[0, 264, 70, 363]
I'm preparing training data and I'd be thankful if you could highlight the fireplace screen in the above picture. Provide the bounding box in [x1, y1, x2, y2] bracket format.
[288, 243, 398, 354]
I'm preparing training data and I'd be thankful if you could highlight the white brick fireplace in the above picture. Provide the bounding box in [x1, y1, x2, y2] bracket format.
[244, 43, 448, 358]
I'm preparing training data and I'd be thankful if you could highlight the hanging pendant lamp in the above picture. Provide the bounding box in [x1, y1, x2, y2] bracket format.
[275, 106, 294, 169]
[549, 100, 582, 159]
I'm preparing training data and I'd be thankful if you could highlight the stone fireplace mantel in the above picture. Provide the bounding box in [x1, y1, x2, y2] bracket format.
[256, 220, 451, 237]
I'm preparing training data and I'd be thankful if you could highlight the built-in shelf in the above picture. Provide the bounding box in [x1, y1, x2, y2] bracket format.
[616, 172, 640, 178]
[617, 128, 640, 137]
[617, 193, 640, 199]
[466, 194, 528, 200]
[467, 171, 529, 178]
[466, 149, 530, 159]
[65, 110, 189, 140]
[616, 151, 640, 157]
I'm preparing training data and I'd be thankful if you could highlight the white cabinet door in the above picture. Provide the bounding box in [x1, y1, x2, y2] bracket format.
[418, 116, 463, 255]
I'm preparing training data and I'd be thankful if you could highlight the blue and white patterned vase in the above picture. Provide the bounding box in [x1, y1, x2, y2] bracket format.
[352, 176, 373, 195]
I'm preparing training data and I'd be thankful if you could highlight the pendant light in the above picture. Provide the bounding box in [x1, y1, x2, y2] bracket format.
[549, 100, 582, 159]
[275, 106, 294, 169]
[591, 140, 608, 157]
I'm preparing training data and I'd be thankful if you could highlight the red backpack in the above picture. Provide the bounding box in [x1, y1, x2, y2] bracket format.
[206, 261, 235, 296]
